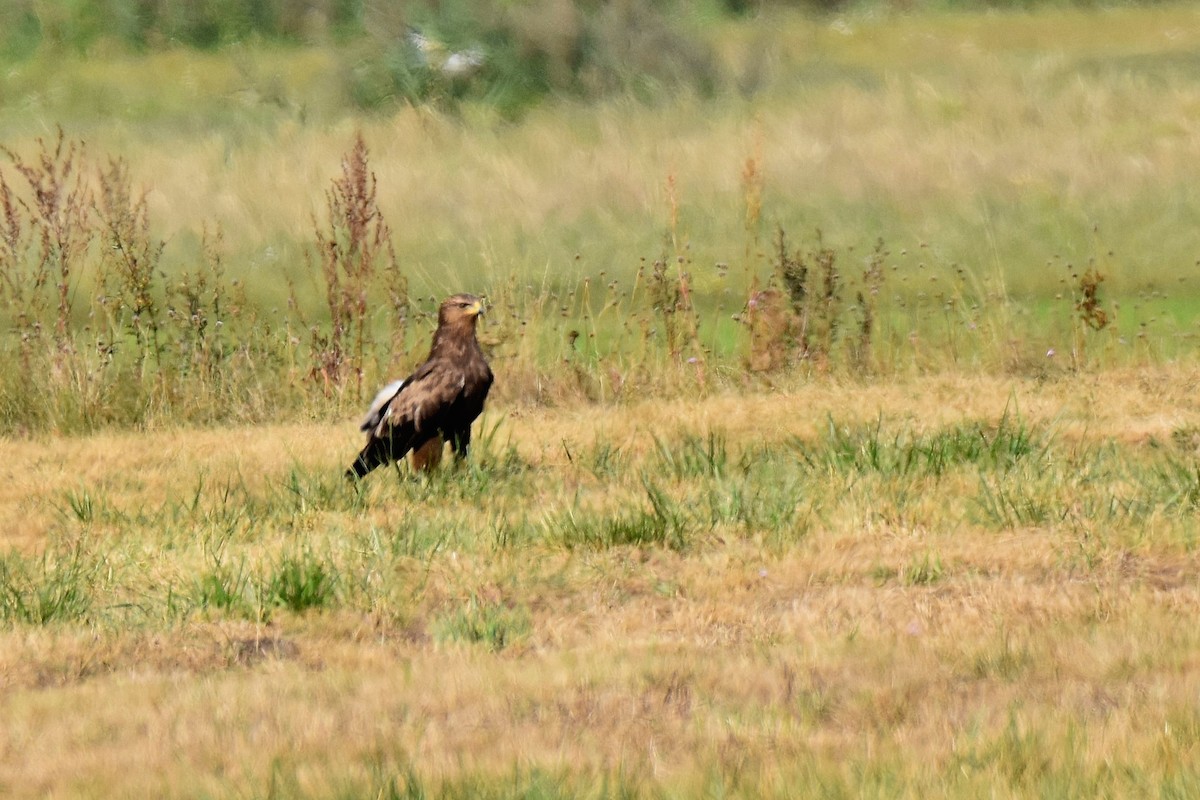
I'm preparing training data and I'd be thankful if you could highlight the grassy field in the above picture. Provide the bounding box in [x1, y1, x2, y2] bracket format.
[3, 3, 1200, 798]
[4, 370, 1200, 797]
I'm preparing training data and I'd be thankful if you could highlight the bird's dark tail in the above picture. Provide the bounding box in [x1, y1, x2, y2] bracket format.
[346, 439, 388, 480]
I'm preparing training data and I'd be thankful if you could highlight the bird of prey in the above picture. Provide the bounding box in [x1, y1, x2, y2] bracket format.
[346, 293, 493, 480]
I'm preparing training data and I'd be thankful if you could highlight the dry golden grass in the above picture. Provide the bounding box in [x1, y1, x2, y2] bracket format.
[3, 367, 1200, 797]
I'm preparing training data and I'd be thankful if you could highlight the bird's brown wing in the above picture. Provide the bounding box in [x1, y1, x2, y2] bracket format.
[374, 357, 464, 440]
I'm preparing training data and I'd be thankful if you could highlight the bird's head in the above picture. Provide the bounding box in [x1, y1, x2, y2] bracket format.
[437, 293, 485, 331]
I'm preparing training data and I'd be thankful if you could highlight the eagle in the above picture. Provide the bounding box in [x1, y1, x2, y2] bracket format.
[346, 293, 493, 480]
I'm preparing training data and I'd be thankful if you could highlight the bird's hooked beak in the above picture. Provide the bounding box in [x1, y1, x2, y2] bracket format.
[468, 298, 486, 317]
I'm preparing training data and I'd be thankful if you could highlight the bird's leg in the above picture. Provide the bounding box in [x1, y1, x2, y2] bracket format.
[448, 427, 472, 464]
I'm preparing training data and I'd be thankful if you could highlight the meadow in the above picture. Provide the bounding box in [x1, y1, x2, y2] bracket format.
[3, 2, 1200, 797]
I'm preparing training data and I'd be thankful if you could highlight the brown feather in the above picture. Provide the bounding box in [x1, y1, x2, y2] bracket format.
[347, 294, 493, 480]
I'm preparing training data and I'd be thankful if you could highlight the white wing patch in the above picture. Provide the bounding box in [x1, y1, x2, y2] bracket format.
[360, 379, 406, 434]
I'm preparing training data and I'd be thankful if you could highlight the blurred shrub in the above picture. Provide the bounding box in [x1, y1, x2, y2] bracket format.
[720, 0, 852, 12]
[2, 1, 719, 115]
[0, 0, 362, 54]
[344, 0, 721, 117]
[0, 0, 1173, 66]
[0, 4, 41, 61]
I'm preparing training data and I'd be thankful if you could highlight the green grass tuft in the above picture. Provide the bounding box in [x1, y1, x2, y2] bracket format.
[433, 594, 532, 652]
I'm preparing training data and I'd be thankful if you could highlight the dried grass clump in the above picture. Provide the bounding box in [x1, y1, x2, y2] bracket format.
[741, 226, 888, 376]
[304, 132, 409, 401]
